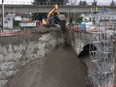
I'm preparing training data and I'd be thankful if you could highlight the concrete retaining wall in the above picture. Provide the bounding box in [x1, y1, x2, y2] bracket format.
[67, 30, 91, 55]
[114, 44, 116, 83]
[0, 31, 63, 87]
[68, 30, 116, 86]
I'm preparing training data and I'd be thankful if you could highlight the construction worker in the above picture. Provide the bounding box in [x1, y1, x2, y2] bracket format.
[58, 13, 68, 47]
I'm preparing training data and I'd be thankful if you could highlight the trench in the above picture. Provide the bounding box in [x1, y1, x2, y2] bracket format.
[78, 44, 97, 86]
[5, 45, 87, 87]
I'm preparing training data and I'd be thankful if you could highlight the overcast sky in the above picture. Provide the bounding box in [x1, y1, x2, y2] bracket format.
[0, 0, 114, 5]
[69, 0, 113, 5]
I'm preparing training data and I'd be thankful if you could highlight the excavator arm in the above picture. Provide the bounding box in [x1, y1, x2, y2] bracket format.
[42, 4, 59, 25]
[47, 4, 59, 20]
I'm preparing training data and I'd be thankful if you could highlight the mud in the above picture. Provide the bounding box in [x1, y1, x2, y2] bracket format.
[5, 46, 87, 87]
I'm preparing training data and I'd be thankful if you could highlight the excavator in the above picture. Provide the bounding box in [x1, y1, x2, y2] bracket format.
[42, 4, 60, 26]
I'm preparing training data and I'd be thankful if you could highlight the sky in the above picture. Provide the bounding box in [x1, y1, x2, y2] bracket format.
[0, 0, 114, 5]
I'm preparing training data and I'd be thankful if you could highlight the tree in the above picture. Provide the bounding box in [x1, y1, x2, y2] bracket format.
[92, 0, 97, 6]
[33, 0, 48, 5]
[110, 0, 115, 6]
[33, 0, 68, 5]
[31, 13, 47, 21]
[49, 0, 68, 5]
[79, 0, 88, 6]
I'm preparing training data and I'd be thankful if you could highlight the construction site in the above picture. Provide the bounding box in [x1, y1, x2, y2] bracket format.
[0, 0, 116, 87]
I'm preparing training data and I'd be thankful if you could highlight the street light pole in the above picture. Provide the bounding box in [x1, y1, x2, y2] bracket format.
[2, 0, 4, 32]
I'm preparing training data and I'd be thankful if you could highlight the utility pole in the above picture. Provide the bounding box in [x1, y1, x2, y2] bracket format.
[2, 0, 4, 32]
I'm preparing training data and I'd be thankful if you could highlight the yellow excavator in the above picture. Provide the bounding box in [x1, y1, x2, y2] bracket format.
[42, 4, 59, 26]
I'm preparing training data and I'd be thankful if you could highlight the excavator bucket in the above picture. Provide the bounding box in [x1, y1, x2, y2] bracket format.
[42, 19, 47, 25]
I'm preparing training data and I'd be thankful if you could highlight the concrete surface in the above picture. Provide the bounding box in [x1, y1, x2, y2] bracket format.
[0, 5, 116, 14]
[114, 44, 116, 83]
[5, 46, 87, 87]
[0, 30, 63, 87]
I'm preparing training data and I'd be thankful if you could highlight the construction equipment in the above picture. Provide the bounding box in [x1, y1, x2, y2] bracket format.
[42, 4, 59, 26]
[47, 4, 59, 20]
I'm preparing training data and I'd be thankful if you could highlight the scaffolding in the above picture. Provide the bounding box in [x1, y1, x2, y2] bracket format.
[86, 12, 116, 87]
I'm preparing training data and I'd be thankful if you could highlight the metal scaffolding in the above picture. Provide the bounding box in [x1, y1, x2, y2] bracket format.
[85, 12, 116, 87]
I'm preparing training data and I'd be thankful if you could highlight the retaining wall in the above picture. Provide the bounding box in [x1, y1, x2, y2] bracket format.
[0, 30, 63, 87]
[67, 30, 116, 86]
